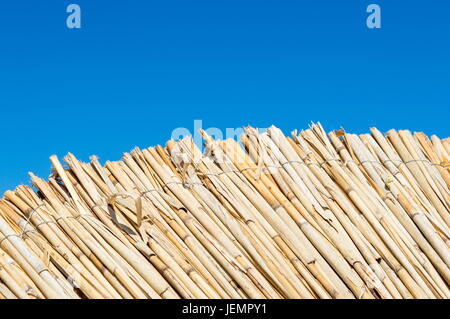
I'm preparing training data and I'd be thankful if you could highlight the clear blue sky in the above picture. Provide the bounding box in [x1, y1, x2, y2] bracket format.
[0, 1, 449, 193]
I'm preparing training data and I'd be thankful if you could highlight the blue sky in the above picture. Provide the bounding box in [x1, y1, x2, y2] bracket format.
[0, 1, 449, 193]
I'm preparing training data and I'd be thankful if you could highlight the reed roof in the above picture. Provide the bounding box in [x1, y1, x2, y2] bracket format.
[0, 123, 449, 299]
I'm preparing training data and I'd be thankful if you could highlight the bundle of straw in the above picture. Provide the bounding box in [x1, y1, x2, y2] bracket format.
[0, 123, 448, 299]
